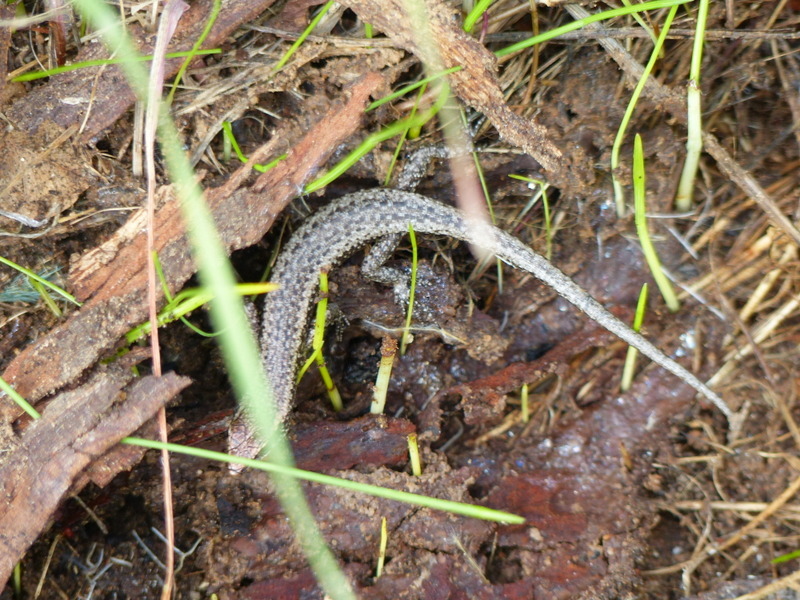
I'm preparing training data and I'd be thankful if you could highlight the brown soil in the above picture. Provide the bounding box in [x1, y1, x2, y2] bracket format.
[1, 1, 799, 599]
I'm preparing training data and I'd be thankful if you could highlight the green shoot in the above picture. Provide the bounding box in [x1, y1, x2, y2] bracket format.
[124, 282, 276, 344]
[0, 376, 40, 420]
[674, 0, 709, 211]
[222, 123, 232, 162]
[272, 0, 336, 72]
[124, 437, 526, 524]
[305, 84, 449, 194]
[611, 5, 678, 217]
[12, 563, 21, 598]
[371, 337, 397, 414]
[0, 256, 80, 306]
[376, 517, 388, 578]
[221, 121, 287, 173]
[520, 383, 529, 423]
[165, 0, 221, 105]
[400, 224, 419, 355]
[619, 0, 658, 45]
[508, 175, 552, 260]
[317, 360, 343, 413]
[313, 270, 342, 410]
[149, 251, 271, 340]
[383, 83, 427, 187]
[620, 283, 649, 392]
[366, 67, 460, 112]
[0, 266, 61, 304]
[463, 0, 493, 33]
[408, 433, 422, 476]
[12, 49, 221, 82]
[152, 248, 175, 304]
[632, 135, 679, 312]
[27, 278, 61, 316]
[296, 271, 342, 411]
[772, 549, 800, 565]
[302, 272, 330, 372]
[220, 120, 275, 168]
[494, 0, 690, 59]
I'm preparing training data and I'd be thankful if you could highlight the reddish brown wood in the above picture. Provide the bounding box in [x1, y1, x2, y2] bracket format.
[0, 367, 190, 586]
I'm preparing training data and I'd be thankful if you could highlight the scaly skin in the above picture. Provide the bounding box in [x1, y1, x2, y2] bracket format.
[229, 189, 732, 461]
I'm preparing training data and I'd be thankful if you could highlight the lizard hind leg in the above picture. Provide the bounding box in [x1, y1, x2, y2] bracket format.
[361, 233, 409, 306]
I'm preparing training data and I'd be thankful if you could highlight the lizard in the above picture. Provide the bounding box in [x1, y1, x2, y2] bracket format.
[229, 188, 734, 460]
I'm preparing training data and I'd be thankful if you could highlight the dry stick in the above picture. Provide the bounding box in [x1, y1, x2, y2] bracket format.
[774, 38, 800, 152]
[145, 2, 188, 597]
[672, 499, 800, 513]
[256, 25, 800, 46]
[485, 27, 800, 42]
[709, 291, 800, 387]
[709, 474, 800, 558]
[646, 471, 800, 579]
[564, 4, 800, 248]
[731, 571, 800, 600]
[702, 133, 800, 246]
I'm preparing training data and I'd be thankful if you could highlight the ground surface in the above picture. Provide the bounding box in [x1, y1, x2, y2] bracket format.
[1, 1, 799, 599]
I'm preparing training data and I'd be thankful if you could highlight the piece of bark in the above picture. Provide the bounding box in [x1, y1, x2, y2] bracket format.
[0, 367, 190, 588]
[0, 5, 12, 103]
[78, 417, 163, 489]
[216, 457, 491, 591]
[0, 73, 383, 417]
[291, 415, 415, 472]
[342, 0, 573, 183]
[7, 0, 279, 141]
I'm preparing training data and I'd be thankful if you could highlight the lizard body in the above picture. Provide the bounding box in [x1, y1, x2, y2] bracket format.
[232, 188, 732, 459]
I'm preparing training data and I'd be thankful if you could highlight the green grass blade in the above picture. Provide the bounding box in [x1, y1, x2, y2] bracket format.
[71, 1, 355, 595]
[0, 256, 80, 306]
[123, 437, 526, 524]
[0, 376, 41, 420]
[304, 84, 449, 194]
[463, 0, 493, 33]
[165, 0, 221, 105]
[632, 135, 679, 312]
[611, 4, 678, 217]
[272, 0, 335, 72]
[12, 49, 221, 82]
[494, 0, 690, 58]
[367, 67, 460, 112]
[620, 283, 649, 391]
[674, 0, 709, 211]
[400, 224, 418, 355]
[221, 121, 287, 173]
